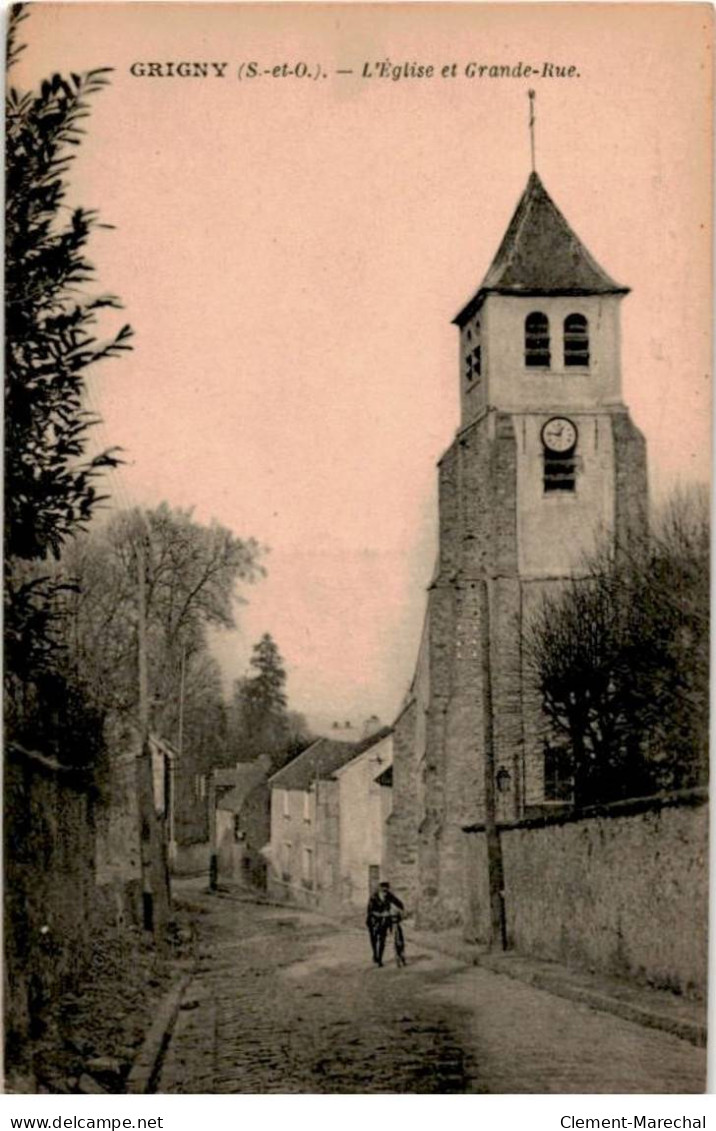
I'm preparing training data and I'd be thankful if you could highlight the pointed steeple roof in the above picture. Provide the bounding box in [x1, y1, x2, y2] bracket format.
[454, 172, 628, 326]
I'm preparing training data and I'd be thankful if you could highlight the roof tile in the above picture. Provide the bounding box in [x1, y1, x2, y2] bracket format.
[454, 172, 628, 325]
[269, 728, 392, 792]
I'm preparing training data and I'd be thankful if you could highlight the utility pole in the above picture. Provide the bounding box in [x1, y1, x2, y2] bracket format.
[208, 768, 218, 891]
[313, 757, 321, 905]
[135, 526, 170, 949]
[479, 577, 507, 951]
[136, 532, 154, 934]
[169, 646, 186, 867]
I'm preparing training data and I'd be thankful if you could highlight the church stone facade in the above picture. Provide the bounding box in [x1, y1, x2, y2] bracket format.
[387, 172, 648, 929]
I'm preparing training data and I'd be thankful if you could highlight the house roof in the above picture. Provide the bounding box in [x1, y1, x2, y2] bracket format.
[333, 730, 392, 779]
[213, 767, 239, 788]
[454, 172, 628, 326]
[268, 727, 392, 792]
[217, 761, 268, 812]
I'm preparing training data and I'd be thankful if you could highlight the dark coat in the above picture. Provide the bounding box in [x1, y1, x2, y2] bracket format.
[366, 888, 404, 927]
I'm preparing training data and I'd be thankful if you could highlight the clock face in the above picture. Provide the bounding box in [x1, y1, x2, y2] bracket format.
[541, 417, 577, 453]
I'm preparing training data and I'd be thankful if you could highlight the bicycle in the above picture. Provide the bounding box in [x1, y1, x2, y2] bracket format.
[392, 911, 407, 967]
[377, 909, 406, 967]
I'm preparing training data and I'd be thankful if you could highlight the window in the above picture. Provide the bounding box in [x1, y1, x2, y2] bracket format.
[303, 791, 311, 823]
[543, 446, 577, 492]
[525, 312, 550, 368]
[544, 746, 573, 803]
[464, 320, 482, 384]
[564, 313, 589, 367]
[282, 791, 290, 819]
[302, 846, 314, 890]
[466, 345, 481, 382]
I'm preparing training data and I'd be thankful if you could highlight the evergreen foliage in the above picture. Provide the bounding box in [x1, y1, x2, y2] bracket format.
[230, 635, 311, 768]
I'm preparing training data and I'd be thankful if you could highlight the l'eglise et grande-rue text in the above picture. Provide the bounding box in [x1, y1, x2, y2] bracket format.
[127, 60, 579, 80]
[561, 1119, 706, 1129]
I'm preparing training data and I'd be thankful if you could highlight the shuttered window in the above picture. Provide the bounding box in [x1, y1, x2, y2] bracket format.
[543, 447, 576, 492]
[525, 312, 550, 367]
[564, 313, 589, 367]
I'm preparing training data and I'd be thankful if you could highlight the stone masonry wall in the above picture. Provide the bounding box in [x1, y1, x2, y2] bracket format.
[5, 745, 95, 1045]
[419, 428, 481, 927]
[464, 793, 708, 997]
[418, 584, 454, 925]
[440, 581, 484, 926]
[611, 411, 649, 552]
[385, 701, 420, 909]
[419, 412, 523, 928]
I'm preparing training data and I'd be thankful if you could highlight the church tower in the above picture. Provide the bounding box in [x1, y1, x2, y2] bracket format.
[387, 166, 648, 929]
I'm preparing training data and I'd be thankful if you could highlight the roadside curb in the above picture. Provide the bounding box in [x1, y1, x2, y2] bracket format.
[126, 976, 192, 1094]
[473, 955, 707, 1049]
[407, 929, 707, 1050]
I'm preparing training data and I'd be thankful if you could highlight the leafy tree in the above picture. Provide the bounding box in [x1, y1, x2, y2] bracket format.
[4, 3, 131, 751]
[527, 486, 709, 806]
[5, 4, 131, 563]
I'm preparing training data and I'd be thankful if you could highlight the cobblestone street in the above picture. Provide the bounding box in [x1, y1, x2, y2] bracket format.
[157, 888, 706, 1094]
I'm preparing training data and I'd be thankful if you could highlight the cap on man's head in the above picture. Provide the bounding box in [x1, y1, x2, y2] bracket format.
[379, 880, 390, 889]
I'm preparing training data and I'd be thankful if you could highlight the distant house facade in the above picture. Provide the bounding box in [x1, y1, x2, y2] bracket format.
[215, 754, 272, 889]
[267, 729, 391, 910]
[334, 731, 393, 909]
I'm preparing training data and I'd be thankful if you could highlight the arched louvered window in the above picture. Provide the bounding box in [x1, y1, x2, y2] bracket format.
[525, 312, 550, 368]
[564, 313, 589, 367]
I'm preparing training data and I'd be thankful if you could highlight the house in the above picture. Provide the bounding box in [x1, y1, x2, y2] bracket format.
[267, 729, 391, 909]
[333, 729, 393, 909]
[215, 754, 272, 889]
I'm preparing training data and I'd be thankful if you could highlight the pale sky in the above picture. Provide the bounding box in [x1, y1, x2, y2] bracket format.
[14, 3, 712, 729]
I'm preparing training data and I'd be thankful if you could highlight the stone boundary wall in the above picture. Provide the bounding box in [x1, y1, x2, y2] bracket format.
[5, 744, 95, 1043]
[463, 790, 708, 998]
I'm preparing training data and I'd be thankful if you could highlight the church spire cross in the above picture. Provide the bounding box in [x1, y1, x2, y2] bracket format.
[528, 89, 536, 172]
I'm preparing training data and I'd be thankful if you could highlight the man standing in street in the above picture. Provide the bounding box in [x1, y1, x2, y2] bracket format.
[366, 880, 404, 966]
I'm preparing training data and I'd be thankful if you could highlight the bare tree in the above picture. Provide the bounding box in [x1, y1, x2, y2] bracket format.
[61, 504, 264, 728]
[527, 485, 709, 806]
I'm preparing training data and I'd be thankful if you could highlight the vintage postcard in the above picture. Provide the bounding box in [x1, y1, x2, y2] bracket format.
[4, 2, 711, 1097]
